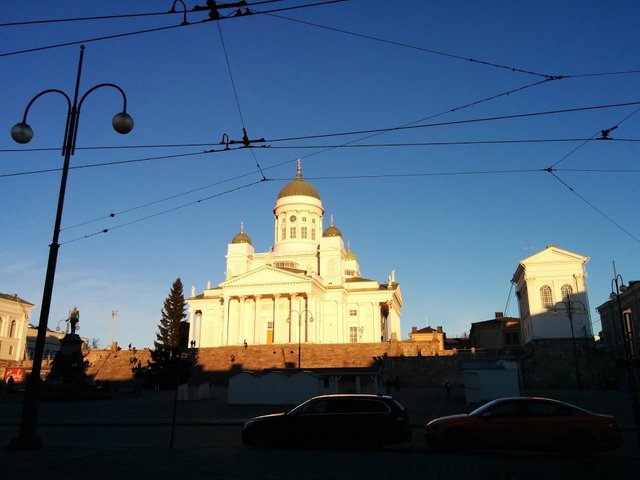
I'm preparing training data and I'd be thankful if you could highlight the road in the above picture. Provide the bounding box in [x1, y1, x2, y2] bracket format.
[1, 387, 639, 479]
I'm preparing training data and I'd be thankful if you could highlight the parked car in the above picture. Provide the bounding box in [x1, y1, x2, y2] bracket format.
[423, 397, 622, 453]
[241, 393, 412, 450]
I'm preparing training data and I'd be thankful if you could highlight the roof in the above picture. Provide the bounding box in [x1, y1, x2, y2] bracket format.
[277, 161, 320, 200]
[0, 293, 34, 306]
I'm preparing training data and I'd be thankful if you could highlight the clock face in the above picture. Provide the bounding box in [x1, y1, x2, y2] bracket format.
[290, 215, 297, 222]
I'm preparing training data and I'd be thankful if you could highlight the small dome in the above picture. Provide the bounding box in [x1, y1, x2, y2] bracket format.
[323, 214, 342, 237]
[345, 249, 357, 261]
[277, 160, 320, 200]
[322, 225, 342, 237]
[231, 222, 252, 245]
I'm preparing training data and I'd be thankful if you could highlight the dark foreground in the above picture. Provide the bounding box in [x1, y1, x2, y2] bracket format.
[1, 386, 638, 479]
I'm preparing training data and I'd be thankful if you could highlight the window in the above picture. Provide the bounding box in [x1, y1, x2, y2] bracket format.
[311, 229, 316, 241]
[345, 269, 356, 276]
[290, 226, 297, 239]
[527, 401, 571, 417]
[349, 309, 358, 316]
[301, 226, 308, 239]
[312, 218, 316, 224]
[540, 285, 553, 309]
[8, 345, 14, 355]
[302, 217, 307, 222]
[560, 284, 573, 301]
[281, 226, 286, 240]
[275, 261, 299, 269]
[9, 320, 16, 338]
[349, 326, 358, 343]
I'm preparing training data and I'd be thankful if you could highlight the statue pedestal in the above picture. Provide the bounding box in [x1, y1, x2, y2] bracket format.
[46, 333, 86, 385]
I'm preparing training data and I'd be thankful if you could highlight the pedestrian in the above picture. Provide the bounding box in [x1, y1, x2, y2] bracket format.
[7, 375, 15, 394]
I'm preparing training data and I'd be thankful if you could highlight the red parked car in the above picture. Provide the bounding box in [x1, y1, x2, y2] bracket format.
[424, 397, 622, 453]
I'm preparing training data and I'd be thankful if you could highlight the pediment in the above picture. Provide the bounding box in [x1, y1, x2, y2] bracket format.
[522, 245, 588, 265]
[221, 265, 311, 288]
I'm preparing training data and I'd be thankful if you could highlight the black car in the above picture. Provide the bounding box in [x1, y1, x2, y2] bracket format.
[241, 393, 412, 450]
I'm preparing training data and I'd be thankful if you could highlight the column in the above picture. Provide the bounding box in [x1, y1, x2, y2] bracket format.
[238, 296, 246, 345]
[221, 296, 228, 345]
[254, 295, 261, 344]
[290, 293, 297, 343]
[274, 294, 280, 343]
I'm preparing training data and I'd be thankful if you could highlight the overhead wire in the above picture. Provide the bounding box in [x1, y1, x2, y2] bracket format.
[215, 20, 267, 180]
[60, 178, 268, 245]
[0, 0, 348, 58]
[541, 105, 640, 244]
[0, 0, 289, 27]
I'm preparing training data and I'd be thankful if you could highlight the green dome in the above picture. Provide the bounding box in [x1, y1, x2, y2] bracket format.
[277, 160, 320, 200]
[231, 223, 252, 245]
[323, 225, 342, 238]
[345, 249, 358, 260]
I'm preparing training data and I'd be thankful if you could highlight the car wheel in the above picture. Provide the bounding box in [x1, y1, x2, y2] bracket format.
[560, 431, 596, 455]
[443, 428, 471, 452]
[357, 434, 381, 452]
[253, 433, 274, 449]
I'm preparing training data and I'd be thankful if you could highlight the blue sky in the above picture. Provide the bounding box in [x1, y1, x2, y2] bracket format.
[1, 0, 639, 348]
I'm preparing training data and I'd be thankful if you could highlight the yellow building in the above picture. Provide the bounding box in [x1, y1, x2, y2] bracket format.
[187, 162, 403, 347]
[0, 293, 34, 362]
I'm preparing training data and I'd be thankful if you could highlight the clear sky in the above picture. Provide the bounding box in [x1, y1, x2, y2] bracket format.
[1, 0, 639, 349]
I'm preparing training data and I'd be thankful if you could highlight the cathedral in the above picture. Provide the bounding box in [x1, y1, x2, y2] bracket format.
[186, 161, 403, 347]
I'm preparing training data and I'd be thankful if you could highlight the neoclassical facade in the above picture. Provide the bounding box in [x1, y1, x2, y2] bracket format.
[187, 162, 403, 347]
[512, 245, 592, 345]
[0, 293, 34, 362]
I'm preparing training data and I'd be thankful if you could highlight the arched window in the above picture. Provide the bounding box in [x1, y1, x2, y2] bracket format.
[540, 285, 553, 309]
[9, 320, 17, 338]
[561, 284, 573, 301]
[0, 317, 3, 336]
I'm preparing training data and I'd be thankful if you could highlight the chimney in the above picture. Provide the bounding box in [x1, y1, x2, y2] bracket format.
[495, 312, 504, 319]
[436, 326, 443, 333]
[411, 326, 417, 333]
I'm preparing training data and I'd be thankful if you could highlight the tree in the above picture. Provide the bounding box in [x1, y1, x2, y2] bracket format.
[148, 277, 191, 389]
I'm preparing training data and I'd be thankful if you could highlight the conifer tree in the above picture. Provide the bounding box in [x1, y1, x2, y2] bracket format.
[149, 277, 189, 388]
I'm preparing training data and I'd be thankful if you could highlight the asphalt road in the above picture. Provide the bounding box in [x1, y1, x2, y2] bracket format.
[1, 387, 639, 479]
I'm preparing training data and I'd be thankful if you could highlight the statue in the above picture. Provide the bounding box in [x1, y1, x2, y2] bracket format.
[69, 306, 80, 334]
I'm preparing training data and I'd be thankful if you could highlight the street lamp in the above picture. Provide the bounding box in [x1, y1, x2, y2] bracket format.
[8, 45, 134, 450]
[553, 295, 586, 389]
[287, 309, 314, 368]
[611, 265, 640, 445]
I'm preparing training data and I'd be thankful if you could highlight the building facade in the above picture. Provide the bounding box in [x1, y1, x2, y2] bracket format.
[187, 162, 403, 347]
[512, 245, 592, 345]
[469, 313, 521, 354]
[0, 293, 34, 362]
[597, 279, 640, 370]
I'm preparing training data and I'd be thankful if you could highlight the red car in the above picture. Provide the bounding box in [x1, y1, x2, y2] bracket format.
[424, 397, 622, 453]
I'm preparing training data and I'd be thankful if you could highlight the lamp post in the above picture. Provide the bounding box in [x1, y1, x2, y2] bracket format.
[611, 264, 640, 445]
[553, 295, 586, 389]
[8, 45, 134, 450]
[287, 309, 314, 368]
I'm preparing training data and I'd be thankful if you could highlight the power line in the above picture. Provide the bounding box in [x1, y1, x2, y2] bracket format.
[62, 167, 265, 231]
[0, 0, 347, 58]
[215, 20, 267, 179]
[5, 137, 639, 156]
[60, 177, 268, 245]
[260, 101, 640, 144]
[3, 100, 638, 179]
[0, 0, 288, 27]
[546, 170, 640, 245]
[549, 105, 640, 169]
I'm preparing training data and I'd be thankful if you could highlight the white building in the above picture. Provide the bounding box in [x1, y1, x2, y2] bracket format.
[187, 161, 403, 347]
[512, 245, 592, 345]
[0, 293, 34, 362]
